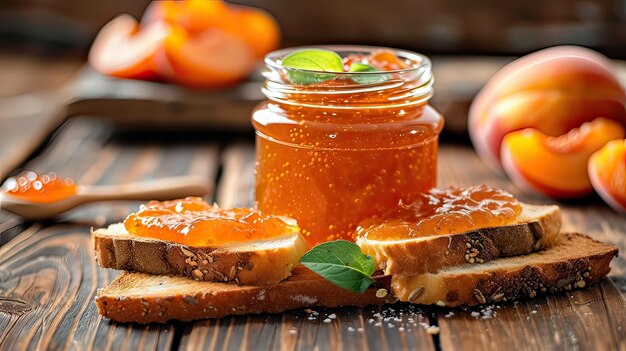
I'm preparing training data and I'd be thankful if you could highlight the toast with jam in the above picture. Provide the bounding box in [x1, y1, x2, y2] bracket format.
[95, 233, 616, 323]
[92, 198, 309, 285]
[356, 202, 562, 275]
[92, 187, 617, 324]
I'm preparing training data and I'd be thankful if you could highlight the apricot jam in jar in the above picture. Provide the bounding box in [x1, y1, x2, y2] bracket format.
[252, 46, 444, 245]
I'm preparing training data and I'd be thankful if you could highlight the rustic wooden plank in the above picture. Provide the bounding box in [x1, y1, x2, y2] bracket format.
[0, 92, 68, 180]
[438, 280, 626, 351]
[181, 144, 436, 351]
[0, 117, 221, 350]
[436, 146, 626, 351]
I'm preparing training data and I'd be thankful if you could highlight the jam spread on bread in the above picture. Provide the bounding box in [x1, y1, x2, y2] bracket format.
[356, 185, 522, 240]
[2, 171, 76, 203]
[123, 197, 300, 246]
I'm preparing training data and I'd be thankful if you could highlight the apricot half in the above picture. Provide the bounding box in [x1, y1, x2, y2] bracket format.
[589, 139, 626, 213]
[501, 118, 625, 198]
[142, 0, 279, 59]
[88, 14, 170, 80]
[470, 46, 626, 168]
[159, 25, 255, 88]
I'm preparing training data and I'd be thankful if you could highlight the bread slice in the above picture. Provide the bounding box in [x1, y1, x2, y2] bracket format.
[96, 266, 393, 323]
[356, 203, 561, 275]
[391, 233, 617, 307]
[92, 223, 309, 285]
[96, 233, 616, 323]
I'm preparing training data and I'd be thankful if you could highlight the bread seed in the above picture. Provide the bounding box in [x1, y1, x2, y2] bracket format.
[193, 269, 203, 278]
[577, 280, 586, 288]
[436, 300, 446, 307]
[376, 288, 388, 298]
[181, 248, 194, 257]
[183, 296, 199, 305]
[426, 326, 440, 335]
[408, 287, 425, 302]
[473, 289, 486, 304]
[491, 293, 504, 302]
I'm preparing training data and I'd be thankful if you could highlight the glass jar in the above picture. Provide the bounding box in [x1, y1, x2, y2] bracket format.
[252, 46, 444, 245]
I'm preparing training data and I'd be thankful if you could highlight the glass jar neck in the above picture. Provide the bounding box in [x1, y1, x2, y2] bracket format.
[261, 46, 433, 111]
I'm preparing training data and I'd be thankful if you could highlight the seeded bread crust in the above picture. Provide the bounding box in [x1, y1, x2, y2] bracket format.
[96, 266, 393, 323]
[356, 204, 561, 275]
[391, 233, 617, 307]
[92, 224, 309, 285]
[96, 233, 617, 323]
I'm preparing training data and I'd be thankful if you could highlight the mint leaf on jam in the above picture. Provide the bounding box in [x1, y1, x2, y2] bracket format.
[349, 62, 390, 84]
[281, 49, 343, 85]
[300, 240, 375, 292]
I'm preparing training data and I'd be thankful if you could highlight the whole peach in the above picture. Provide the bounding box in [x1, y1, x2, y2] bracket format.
[470, 46, 626, 168]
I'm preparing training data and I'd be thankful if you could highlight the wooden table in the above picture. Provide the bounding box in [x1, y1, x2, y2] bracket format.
[1, 58, 625, 351]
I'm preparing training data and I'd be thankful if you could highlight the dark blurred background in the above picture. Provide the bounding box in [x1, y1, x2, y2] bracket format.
[0, 0, 625, 135]
[1, 0, 625, 57]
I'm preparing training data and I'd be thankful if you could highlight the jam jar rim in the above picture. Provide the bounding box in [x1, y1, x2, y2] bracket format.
[261, 45, 435, 109]
[264, 45, 431, 76]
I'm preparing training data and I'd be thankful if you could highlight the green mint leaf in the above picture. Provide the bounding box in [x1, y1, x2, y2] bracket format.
[300, 240, 376, 293]
[281, 49, 343, 85]
[348, 62, 390, 84]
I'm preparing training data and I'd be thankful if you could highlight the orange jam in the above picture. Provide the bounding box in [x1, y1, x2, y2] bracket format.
[253, 46, 444, 245]
[2, 171, 76, 203]
[123, 197, 300, 247]
[356, 185, 523, 241]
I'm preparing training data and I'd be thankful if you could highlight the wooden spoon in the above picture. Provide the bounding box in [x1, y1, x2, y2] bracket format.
[0, 175, 212, 220]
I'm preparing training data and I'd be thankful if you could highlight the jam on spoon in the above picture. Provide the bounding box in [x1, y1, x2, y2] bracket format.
[2, 171, 76, 204]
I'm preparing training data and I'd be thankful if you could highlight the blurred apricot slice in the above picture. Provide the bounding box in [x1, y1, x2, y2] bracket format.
[589, 139, 626, 213]
[501, 118, 625, 198]
[142, 0, 229, 33]
[226, 6, 280, 58]
[141, 1, 184, 27]
[89, 14, 170, 80]
[144, 1, 279, 59]
[159, 25, 255, 88]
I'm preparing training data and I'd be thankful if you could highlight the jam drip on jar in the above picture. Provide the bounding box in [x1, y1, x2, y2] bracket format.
[123, 197, 300, 247]
[2, 171, 76, 203]
[356, 185, 523, 241]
